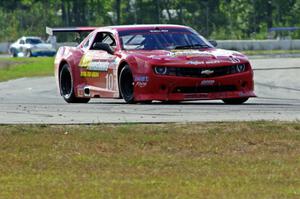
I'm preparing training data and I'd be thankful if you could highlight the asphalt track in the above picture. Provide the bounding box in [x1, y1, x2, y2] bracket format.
[0, 57, 300, 124]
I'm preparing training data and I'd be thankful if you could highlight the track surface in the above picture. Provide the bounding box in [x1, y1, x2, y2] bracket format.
[0, 57, 299, 124]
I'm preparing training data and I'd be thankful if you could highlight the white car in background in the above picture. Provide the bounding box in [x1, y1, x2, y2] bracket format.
[9, 36, 56, 57]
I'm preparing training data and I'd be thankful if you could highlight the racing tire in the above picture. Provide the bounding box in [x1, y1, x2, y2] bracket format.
[222, 97, 249, 104]
[119, 65, 135, 104]
[59, 64, 90, 103]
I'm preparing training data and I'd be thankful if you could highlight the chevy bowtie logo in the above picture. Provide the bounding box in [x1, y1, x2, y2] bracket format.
[201, 69, 214, 75]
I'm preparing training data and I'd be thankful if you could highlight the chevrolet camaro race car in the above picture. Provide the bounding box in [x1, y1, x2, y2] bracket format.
[47, 25, 255, 104]
[9, 36, 56, 57]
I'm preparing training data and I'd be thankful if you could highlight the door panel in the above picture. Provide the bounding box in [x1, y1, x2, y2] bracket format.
[78, 50, 118, 91]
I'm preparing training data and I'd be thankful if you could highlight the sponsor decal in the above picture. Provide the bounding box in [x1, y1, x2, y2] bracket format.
[186, 61, 205, 65]
[79, 54, 112, 71]
[200, 80, 215, 86]
[205, 60, 221, 64]
[136, 82, 148, 88]
[150, 29, 168, 33]
[169, 50, 212, 58]
[80, 71, 100, 78]
[134, 75, 149, 88]
[134, 75, 149, 82]
[79, 54, 93, 68]
[148, 55, 162, 60]
[88, 61, 110, 71]
[229, 57, 240, 63]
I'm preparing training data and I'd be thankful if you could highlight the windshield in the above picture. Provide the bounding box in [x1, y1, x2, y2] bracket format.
[26, 38, 43, 44]
[119, 28, 213, 50]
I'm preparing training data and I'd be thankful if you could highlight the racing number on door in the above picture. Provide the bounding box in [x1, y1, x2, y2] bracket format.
[105, 73, 114, 90]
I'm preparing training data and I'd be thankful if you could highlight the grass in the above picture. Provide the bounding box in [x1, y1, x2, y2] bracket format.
[0, 57, 54, 82]
[0, 122, 299, 198]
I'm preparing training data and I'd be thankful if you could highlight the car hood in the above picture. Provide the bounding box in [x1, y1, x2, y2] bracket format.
[125, 48, 249, 67]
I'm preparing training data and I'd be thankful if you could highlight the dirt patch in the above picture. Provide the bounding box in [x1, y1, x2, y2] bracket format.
[0, 59, 32, 69]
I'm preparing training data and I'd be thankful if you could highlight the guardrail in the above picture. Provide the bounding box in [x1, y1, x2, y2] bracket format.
[1, 40, 300, 53]
[217, 40, 300, 51]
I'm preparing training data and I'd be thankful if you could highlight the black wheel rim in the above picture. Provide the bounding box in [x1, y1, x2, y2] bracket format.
[60, 67, 72, 98]
[121, 68, 133, 100]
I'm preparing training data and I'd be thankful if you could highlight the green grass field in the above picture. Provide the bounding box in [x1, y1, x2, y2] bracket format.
[0, 122, 299, 198]
[0, 57, 54, 82]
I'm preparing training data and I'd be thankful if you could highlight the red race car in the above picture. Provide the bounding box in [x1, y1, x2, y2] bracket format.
[47, 25, 255, 104]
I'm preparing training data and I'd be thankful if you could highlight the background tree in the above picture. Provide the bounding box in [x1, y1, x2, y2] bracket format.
[0, 0, 300, 41]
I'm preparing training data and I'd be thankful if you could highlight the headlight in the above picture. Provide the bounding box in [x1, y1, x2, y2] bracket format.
[154, 66, 168, 75]
[236, 64, 246, 72]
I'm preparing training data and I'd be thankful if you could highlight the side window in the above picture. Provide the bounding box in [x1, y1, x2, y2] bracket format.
[186, 34, 204, 46]
[82, 36, 93, 49]
[91, 32, 116, 49]
[20, 40, 25, 44]
[83, 39, 90, 48]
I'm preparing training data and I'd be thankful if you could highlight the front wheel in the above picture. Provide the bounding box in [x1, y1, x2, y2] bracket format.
[119, 65, 135, 104]
[222, 97, 249, 104]
[25, 49, 32, 57]
[59, 64, 90, 103]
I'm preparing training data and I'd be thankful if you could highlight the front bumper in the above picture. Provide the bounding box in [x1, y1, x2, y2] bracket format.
[133, 70, 255, 101]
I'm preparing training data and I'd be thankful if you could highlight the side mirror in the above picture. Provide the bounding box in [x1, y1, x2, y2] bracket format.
[92, 42, 114, 54]
[209, 40, 217, 47]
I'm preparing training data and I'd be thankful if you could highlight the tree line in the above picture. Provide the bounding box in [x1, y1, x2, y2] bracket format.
[0, 0, 300, 42]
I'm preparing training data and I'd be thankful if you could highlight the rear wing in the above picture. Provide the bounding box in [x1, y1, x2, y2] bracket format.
[46, 26, 98, 45]
[46, 26, 98, 36]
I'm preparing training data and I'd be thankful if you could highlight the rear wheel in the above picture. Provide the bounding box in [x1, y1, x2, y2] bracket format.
[222, 97, 249, 104]
[59, 64, 90, 103]
[119, 65, 135, 104]
[10, 48, 17, 57]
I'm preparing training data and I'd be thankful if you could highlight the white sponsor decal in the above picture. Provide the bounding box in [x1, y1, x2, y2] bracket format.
[150, 30, 168, 33]
[205, 60, 221, 64]
[186, 61, 205, 65]
[88, 61, 110, 71]
[200, 80, 215, 86]
[136, 82, 148, 88]
[169, 50, 212, 57]
[229, 57, 240, 63]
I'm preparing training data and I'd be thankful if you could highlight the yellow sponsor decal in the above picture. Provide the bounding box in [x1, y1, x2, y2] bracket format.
[80, 71, 100, 78]
[79, 54, 93, 68]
